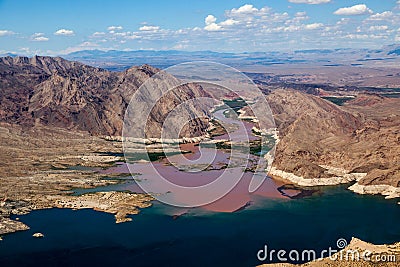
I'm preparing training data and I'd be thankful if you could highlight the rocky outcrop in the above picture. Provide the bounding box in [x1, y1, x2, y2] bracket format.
[53, 191, 153, 223]
[266, 90, 400, 198]
[0, 217, 29, 235]
[32, 233, 44, 238]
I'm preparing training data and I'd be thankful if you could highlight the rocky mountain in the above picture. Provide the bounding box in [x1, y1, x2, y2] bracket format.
[267, 89, 400, 195]
[0, 56, 210, 137]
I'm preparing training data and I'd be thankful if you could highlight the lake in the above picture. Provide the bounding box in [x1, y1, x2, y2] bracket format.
[1, 184, 400, 267]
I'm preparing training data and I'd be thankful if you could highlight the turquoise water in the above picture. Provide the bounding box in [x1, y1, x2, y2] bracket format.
[1, 184, 399, 267]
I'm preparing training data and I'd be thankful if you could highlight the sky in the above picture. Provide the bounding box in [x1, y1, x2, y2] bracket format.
[0, 0, 400, 55]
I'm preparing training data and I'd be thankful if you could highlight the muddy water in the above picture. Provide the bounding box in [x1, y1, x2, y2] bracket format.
[101, 106, 290, 212]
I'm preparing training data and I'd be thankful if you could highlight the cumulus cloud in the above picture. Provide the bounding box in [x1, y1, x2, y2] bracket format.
[305, 23, 324, 30]
[0, 30, 14, 36]
[205, 15, 217, 25]
[139, 25, 160, 31]
[54, 29, 74, 36]
[107, 26, 123, 31]
[31, 33, 49, 41]
[334, 4, 373, 16]
[288, 0, 331, 4]
[220, 19, 239, 26]
[368, 11, 393, 21]
[230, 4, 258, 15]
[204, 14, 222, 31]
[204, 23, 222, 31]
[32, 36, 49, 41]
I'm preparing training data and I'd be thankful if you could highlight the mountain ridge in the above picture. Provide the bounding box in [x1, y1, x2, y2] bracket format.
[0, 56, 211, 137]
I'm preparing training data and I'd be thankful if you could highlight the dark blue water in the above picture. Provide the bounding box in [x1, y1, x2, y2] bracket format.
[1, 185, 399, 267]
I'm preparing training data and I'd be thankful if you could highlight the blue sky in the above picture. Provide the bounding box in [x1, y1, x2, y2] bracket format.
[0, 0, 399, 55]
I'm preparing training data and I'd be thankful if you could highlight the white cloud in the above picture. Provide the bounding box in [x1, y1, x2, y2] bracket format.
[284, 25, 302, 32]
[295, 11, 308, 18]
[173, 40, 190, 50]
[31, 33, 49, 41]
[305, 23, 324, 30]
[0, 30, 14, 36]
[230, 4, 258, 15]
[288, 0, 331, 4]
[220, 19, 239, 26]
[107, 26, 123, 31]
[32, 36, 49, 42]
[125, 34, 140, 40]
[205, 15, 217, 25]
[32, 32, 44, 37]
[92, 32, 105, 37]
[344, 33, 384, 40]
[54, 29, 74, 36]
[345, 34, 369, 39]
[173, 44, 187, 50]
[368, 11, 393, 21]
[334, 4, 373, 16]
[369, 25, 388, 31]
[139, 25, 160, 31]
[204, 14, 222, 31]
[204, 23, 222, 31]
[336, 18, 350, 25]
[80, 41, 99, 47]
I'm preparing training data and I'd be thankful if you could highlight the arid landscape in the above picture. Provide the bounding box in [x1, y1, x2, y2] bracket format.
[0, 56, 399, 267]
[1, 1, 400, 266]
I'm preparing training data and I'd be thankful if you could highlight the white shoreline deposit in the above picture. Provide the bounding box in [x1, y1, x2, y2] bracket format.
[81, 155, 123, 163]
[269, 166, 367, 186]
[104, 135, 209, 144]
[348, 183, 400, 199]
[270, 166, 400, 202]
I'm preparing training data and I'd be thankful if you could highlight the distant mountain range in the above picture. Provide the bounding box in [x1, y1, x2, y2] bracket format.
[2, 45, 399, 72]
[59, 45, 400, 71]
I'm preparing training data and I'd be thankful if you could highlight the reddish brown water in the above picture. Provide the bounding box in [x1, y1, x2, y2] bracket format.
[101, 107, 288, 212]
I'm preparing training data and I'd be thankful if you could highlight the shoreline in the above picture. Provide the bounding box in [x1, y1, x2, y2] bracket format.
[269, 166, 400, 204]
[348, 183, 400, 200]
[269, 166, 367, 187]
[0, 189, 154, 236]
